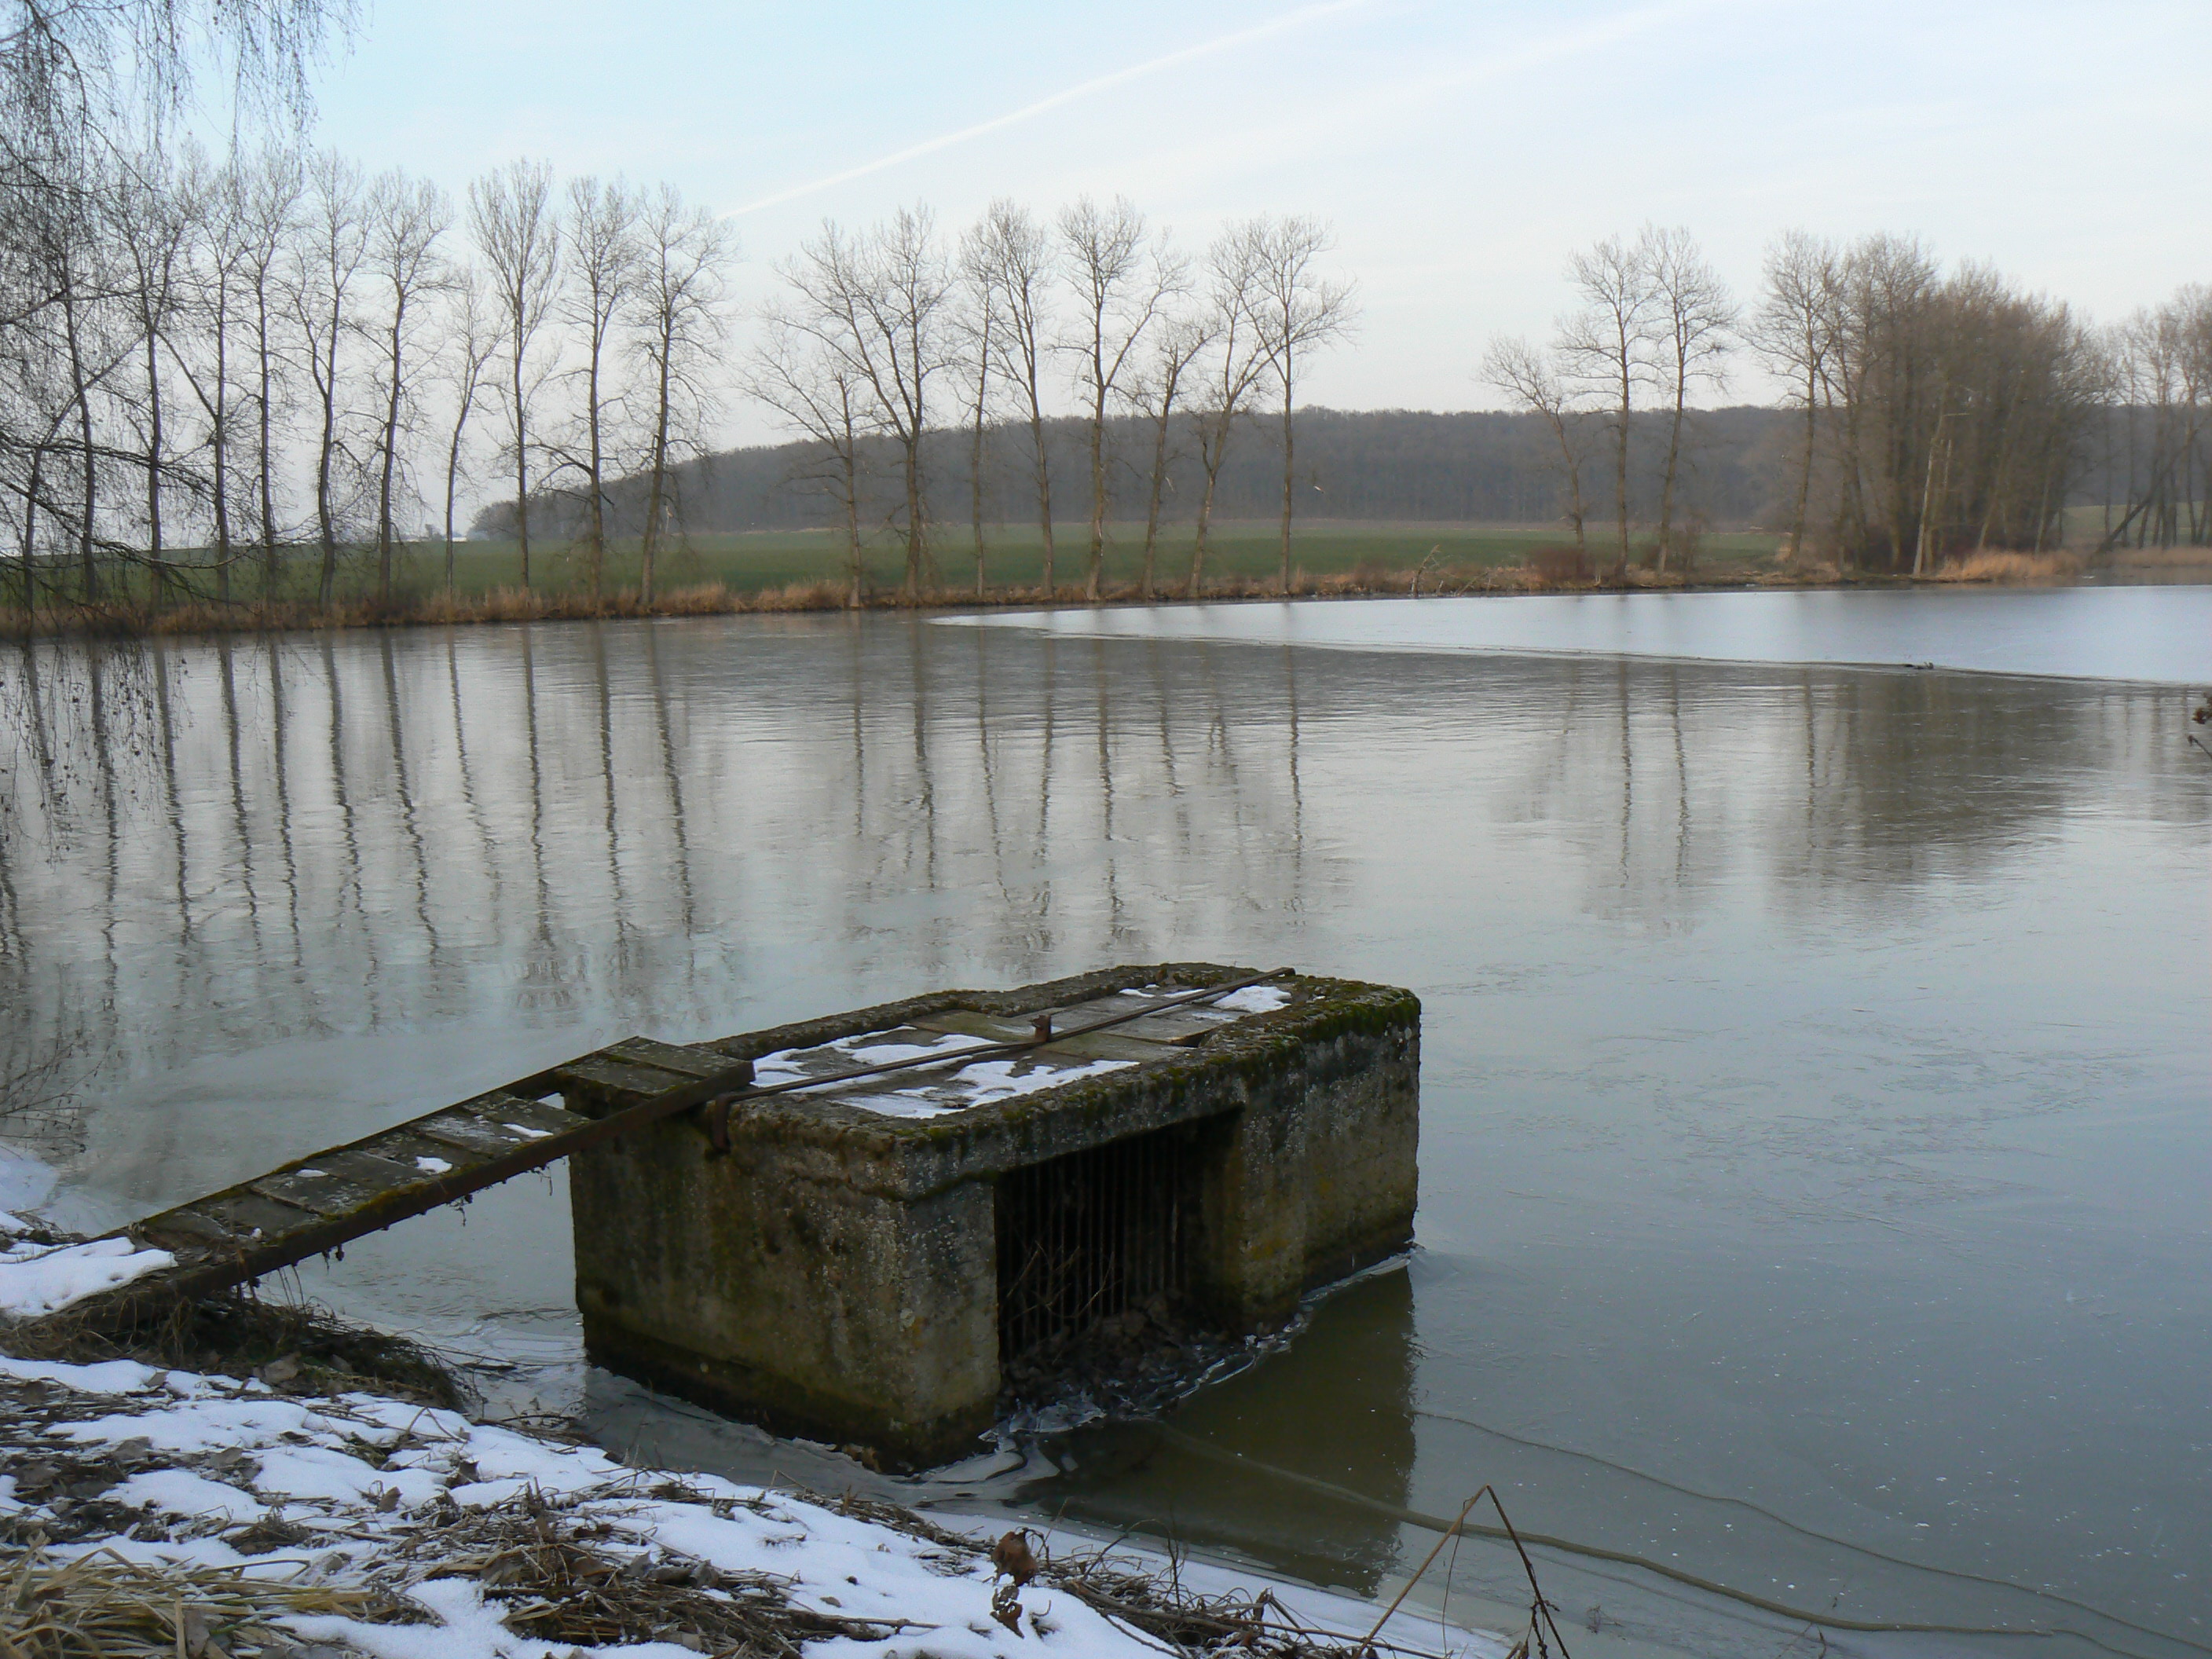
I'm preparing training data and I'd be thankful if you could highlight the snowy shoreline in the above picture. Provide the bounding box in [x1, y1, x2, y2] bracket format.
[0, 1349, 1505, 1659]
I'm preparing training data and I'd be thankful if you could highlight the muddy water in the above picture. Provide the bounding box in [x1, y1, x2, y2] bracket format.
[0, 591, 2203, 1659]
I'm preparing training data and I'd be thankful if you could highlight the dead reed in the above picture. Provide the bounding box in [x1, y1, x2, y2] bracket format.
[367, 1487, 921, 1656]
[0, 562, 1634, 643]
[1932, 550, 2082, 583]
[2, 1282, 464, 1408]
[0, 1546, 416, 1658]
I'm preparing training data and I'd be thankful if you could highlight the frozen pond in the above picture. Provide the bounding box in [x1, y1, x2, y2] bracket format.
[956, 582, 2212, 683]
[0, 587, 2204, 1659]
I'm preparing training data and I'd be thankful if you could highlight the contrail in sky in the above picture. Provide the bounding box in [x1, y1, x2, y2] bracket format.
[730, 0, 1371, 216]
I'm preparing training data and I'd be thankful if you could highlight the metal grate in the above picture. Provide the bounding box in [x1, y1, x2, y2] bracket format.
[994, 1124, 1202, 1368]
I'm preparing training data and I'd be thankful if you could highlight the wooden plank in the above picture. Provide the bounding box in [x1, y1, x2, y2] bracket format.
[129, 1208, 233, 1253]
[250, 1148, 427, 1218]
[1034, 1033, 1178, 1064]
[32, 1038, 758, 1335]
[193, 1190, 321, 1239]
[455, 1093, 591, 1137]
[908, 1010, 1033, 1044]
[913, 1009, 1188, 1058]
[1046, 995, 1245, 1045]
[549, 1053, 699, 1105]
[402, 1090, 587, 1152]
[412, 1111, 550, 1156]
[604, 1036, 736, 1079]
[30, 983, 1270, 1333]
[365, 1128, 500, 1174]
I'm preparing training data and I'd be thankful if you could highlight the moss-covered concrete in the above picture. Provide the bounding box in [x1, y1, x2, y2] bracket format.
[566, 963, 1419, 1469]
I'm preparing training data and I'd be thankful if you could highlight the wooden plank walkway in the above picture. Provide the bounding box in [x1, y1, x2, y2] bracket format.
[62, 1036, 759, 1331]
[35, 971, 1287, 1335]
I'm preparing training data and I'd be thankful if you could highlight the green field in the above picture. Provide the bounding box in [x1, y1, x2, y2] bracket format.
[366, 519, 1788, 601]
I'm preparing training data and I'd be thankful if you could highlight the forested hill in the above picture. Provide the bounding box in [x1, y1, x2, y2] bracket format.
[474, 405, 1802, 540]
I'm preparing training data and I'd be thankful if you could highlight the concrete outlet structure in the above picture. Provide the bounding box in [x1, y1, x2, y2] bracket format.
[562, 964, 1420, 1469]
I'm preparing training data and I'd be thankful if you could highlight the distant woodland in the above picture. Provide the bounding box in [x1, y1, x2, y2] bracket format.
[477, 401, 2188, 549]
[475, 405, 1794, 540]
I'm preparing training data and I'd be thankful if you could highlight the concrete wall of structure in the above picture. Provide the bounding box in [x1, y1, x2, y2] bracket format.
[569, 1128, 998, 1463]
[565, 964, 1419, 1470]
[1197, 1014, 1422, 1329]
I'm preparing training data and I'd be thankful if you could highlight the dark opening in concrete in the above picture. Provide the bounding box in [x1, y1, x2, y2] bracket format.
[995, 1119, 1207, 1371]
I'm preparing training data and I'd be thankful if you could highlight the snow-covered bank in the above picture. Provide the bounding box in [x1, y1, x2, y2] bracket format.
[0, 1351, 1507, 1659]
[0, 1229, 177, 1318]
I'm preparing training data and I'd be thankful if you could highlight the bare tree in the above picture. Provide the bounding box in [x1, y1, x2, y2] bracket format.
[1123, 306, 1212, 600]
[434, 265, 499, 591]
[1557, 232, 1661, 582]
[361, 167, 448, 601]
[2, 0, 351, 610]
[1058, 196, 1179, 602]
[1186, 221, 1273, 598]
[1644, 226, 1734, 573]
[780, 210, 950, 598]
[952, 249, 995, 598]
[966, 201, 1057, 595]
[167, 148, 249, 598]
[1482, 335, 1591, 560]
[1247, 215, 1356, 594]
[1799, 235, 2098, 569]
[115, 148, 192, 590]
[293, 148, 364, 605]
[52, 200, 127, 600]
[238, 145, 302, 595]
[468, 158, 560, 590]
[742, 309, 875, 609]
[555, 174, 639, 601]
[1752, 229, 1842, 559]
[2100, 285, 2211, 556]
[629, 184, 732, 605]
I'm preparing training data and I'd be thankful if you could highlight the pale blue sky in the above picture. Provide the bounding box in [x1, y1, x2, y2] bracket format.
[299, 0, 2205, 437]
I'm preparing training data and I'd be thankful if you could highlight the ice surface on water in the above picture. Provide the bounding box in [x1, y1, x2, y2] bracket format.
[0, 1148, 57, 1218]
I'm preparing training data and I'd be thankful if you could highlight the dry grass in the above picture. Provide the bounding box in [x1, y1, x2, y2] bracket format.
[0, 1484, 1427, 1659]
[31, 540, 2143, 641]
[1932, 549, 2082, 583]
[0, 1546, 416, 1657]
[372, 1488, 919, 1657]
[3, 1284, 465, 1409]
[0, 558, 1734, 643]
[2111, 544, 2212, 572]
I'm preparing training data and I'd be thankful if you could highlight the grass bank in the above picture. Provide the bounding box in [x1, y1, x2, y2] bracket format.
[2, 520, 2165, 640]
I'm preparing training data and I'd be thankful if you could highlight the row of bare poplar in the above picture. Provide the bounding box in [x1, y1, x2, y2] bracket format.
[1488, 227, 2210, 575]
[1, 137, 734, 612]
[745, 202, 1356, 604]
[2, 132, 1357, 613]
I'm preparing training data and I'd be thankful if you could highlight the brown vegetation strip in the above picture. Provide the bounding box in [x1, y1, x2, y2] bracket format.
[0, 559, 2004, 643]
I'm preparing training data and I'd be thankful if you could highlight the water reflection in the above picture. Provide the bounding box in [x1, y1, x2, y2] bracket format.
[0, 611, 2205, 1659]
[1046, 1266, 1419, 1597]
